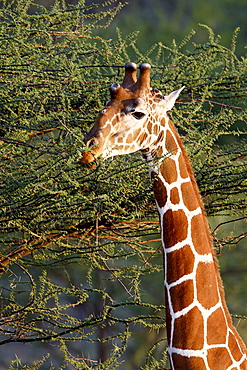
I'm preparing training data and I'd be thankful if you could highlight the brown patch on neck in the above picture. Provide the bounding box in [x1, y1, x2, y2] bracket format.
[207, 347, 232, 369]
[159, 158, 177, 184]
[163, 209, 188, 248]
[165, 128, 179, 155]
[166, 244, 194, 285]
[191, 213, 212, 255]
[196, 261, 219, 309]
[151, 171, 167, 208]
[207, 307, 227, 345]
[169, 279, 194, 313]
[170, 186, 180, 204]
[171, 353, 207, 369]
[173, 306, 204, 350]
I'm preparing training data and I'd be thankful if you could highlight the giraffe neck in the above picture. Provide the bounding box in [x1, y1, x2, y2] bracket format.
[147, 117, 247, 370]
[81, 62, 246, 369]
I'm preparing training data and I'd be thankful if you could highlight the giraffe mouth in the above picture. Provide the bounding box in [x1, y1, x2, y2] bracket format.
[79, 134, 104, 168]
[78, 151, 97, 169]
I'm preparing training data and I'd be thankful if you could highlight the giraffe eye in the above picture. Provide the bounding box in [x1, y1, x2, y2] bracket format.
[132, 111, 145, 120]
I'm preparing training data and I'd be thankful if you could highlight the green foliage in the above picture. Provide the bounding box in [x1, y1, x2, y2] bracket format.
[0, 1, 246, 369]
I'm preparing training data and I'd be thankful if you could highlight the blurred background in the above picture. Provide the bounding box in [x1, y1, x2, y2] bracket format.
[34, 0, 247, 54]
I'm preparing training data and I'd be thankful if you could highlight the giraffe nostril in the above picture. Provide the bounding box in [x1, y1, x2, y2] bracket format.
[87, 138, 96, 148]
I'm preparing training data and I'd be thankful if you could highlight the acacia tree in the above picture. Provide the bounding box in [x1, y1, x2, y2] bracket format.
[0, 1, 246, 369]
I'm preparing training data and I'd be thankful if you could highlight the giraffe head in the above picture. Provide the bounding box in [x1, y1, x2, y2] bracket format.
[80, 63, 184, 165]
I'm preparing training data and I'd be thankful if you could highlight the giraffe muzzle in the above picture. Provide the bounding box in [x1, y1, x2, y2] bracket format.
[78, 150, 96, 167]
[79, 134, 102, 168]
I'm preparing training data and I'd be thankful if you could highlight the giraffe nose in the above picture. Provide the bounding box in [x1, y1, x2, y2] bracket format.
[80, 135, 98, 167]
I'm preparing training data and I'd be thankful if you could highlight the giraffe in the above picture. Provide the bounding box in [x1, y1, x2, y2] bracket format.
[80, 62, 247, 370]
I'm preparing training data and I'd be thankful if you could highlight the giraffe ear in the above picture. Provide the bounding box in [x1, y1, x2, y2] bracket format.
[163, 86, 185, 111]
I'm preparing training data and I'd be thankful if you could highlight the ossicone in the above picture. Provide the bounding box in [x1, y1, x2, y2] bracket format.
[135, 63, 151, 95]
[109, 83, 121, 99]
[122, 62, 137, 88]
